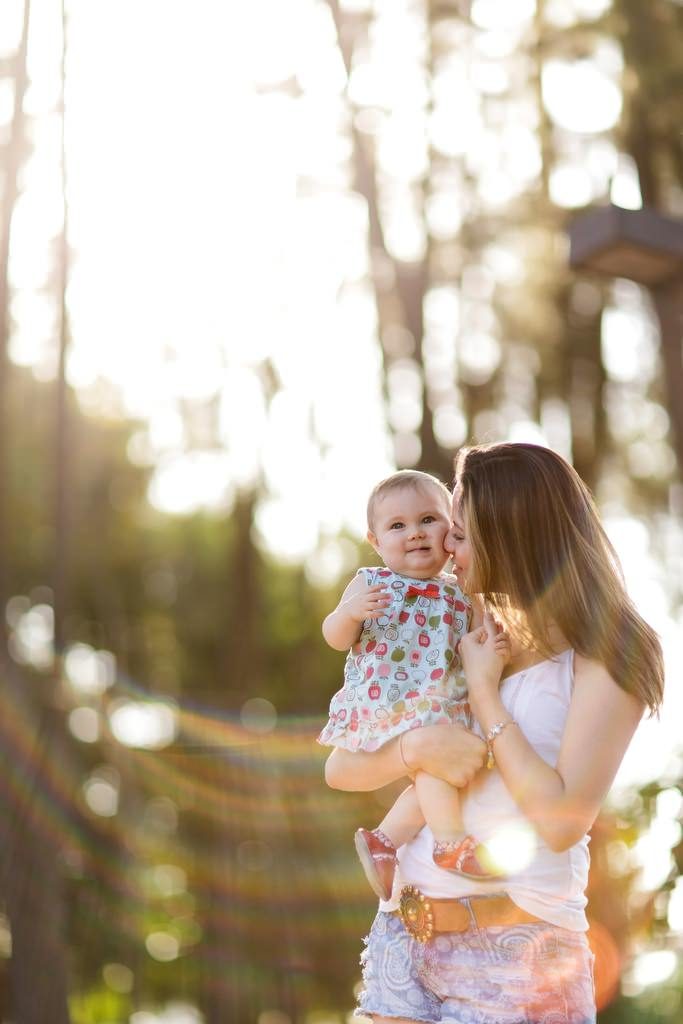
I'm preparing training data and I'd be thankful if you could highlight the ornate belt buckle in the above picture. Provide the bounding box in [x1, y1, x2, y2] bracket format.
[398, 885, 434, 943]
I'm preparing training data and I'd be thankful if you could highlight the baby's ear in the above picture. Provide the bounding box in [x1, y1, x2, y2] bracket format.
[367, 530, 380, 555]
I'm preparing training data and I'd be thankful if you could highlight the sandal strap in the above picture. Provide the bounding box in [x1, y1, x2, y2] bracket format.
[372, 828, 396, 850]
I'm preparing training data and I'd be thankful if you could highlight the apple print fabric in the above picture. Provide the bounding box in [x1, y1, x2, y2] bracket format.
[318, 568, 472, 752]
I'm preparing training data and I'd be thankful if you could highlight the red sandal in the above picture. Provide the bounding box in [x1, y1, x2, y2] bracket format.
[354, 828, 397, 901]
[433, 835, 505, 881]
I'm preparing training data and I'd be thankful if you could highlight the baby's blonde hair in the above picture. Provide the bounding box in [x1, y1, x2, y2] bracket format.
[367, 470, 451, 530]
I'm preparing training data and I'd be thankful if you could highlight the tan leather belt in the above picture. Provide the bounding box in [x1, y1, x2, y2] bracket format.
[395, 885, 542, 943]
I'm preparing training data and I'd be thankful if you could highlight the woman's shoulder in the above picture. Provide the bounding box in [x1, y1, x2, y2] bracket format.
[572, 652, 619, 689]
[572, 652, 642, 709]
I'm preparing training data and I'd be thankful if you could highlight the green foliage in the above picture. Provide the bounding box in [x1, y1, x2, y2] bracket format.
[69, 986, 131, 1024]
[1, 0, 682, 1020]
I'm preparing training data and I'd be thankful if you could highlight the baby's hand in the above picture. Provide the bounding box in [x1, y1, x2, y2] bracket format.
[343, 583, 392, 624]
[460, 612, 508, 708]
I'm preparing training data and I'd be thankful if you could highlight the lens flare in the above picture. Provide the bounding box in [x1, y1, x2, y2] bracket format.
[588, 920, 621, 1010]
[484, 822, 536, 874]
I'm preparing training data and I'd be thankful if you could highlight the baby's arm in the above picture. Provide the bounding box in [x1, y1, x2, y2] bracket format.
[322, 573, 391, 651]
[326, 726, 486, 791]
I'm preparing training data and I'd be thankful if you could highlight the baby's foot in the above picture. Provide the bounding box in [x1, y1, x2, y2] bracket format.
[354, 828, 397, 901]
[433, 835, 505, 880]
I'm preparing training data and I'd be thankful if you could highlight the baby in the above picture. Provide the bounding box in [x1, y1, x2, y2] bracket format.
[318, 470, 505, 900]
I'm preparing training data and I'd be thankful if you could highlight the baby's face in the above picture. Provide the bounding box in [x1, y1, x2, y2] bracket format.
[367, 485, 451, 579]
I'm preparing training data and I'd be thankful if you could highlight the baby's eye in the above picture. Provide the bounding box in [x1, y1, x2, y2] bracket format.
[389, 521, 404, 530]
[422, 515, 436, 524]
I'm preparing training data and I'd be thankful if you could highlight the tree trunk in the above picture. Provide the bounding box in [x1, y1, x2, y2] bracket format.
[327, 0, 452, 476]
[0, 3, 72, 1019]
[54, 0, 71, 664]
[196, 492, 265, 1022]
[0, 670, 71, 1024]
[652, 279, 683, 480]
[0, 0, 31, 657]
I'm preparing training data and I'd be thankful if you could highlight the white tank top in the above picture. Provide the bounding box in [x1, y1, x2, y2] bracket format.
[380, 648, 590, 932]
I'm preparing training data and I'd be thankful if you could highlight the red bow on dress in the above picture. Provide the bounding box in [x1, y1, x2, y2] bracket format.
[406, 583, 440, 599]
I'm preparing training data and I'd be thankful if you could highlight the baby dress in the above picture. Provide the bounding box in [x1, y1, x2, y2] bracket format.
[318, 567, 471, 753]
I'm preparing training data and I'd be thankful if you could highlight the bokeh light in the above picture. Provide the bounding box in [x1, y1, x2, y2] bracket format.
[109, 700, 178, 750]
[240, 698, 278, 735]
[68, 706, 100, 744]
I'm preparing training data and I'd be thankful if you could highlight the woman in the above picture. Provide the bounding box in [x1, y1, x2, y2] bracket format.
[325, 442, 664, 1024]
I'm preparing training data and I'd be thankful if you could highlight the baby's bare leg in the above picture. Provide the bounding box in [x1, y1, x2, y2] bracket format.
[415, 772, 505, 879]
[355, 786, 425, 900]
[414, 771, 465, 843]
[376, 784, 425, 849]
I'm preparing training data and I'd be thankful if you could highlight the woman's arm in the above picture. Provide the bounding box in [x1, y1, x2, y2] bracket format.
[462, 617, 643, 852]
[325, 723, 487, 792]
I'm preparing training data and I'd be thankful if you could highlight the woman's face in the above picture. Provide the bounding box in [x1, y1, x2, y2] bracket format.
[445, 486, 473, 591]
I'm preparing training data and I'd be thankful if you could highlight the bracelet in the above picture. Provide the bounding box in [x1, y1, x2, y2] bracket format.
[485, 719, 516, 770]
[398, 732, 416, 776]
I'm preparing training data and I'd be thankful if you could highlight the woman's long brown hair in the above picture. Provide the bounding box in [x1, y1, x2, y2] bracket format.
[454, 442, 664, 714]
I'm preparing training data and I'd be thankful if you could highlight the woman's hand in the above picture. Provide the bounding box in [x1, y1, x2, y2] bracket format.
[403, 723, 487, 787]
[460, 612, 509, 720]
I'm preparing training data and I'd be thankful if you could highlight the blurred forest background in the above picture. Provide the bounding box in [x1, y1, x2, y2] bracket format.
[0, 0, 682, 1022]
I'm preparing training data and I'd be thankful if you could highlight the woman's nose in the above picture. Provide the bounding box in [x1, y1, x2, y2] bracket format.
[443, 530, 456, 554]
